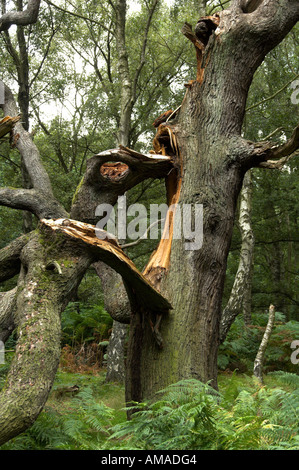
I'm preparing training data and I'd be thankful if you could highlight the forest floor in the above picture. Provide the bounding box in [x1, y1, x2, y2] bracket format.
[1, 366, 298, 450]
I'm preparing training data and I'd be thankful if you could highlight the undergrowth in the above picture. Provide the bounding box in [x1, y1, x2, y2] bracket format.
[1, 371, 298, 450]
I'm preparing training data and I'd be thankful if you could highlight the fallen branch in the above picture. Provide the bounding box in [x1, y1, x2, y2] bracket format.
[42, 218, 173, 314]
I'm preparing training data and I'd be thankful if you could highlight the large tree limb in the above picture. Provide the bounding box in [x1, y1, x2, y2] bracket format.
[0, 0, 41, 32]
[0, 187, 68, 219]
[42, 218, 172, 315]
[70, 146, 173, 224]
[0, 82, 54, 197]
[94, 262, 130, 324]
[233, 0, 299, 49]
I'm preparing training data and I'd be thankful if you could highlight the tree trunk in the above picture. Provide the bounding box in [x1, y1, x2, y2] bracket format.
[105, 321, 127, 384]
[253, 304, 276, 383]
[93, 262, 129, 383]
[0, 228, 94, 445]
[220, 169, 254, 342]
[125, 1, 299, 403]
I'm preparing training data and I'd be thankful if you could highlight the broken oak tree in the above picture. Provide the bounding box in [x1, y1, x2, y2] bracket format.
[125, 0, 299, 402]
[0, 0, 299, 444]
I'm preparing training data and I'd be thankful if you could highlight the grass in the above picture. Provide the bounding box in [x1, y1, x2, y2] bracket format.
[1, 367, 298, 450]
[50, 369, 127, 426]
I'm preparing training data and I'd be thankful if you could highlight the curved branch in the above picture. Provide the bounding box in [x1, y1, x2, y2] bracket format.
[0, 0, 41, 32]
[0, 82, 54, 197]
[240, 0, 299, 50]
[252, 123, 299, 169]
[0, 187, 68, 219]
[94, 262, 130, 324]
[70, 147, 173, 224]
[42, 218, 172, 314]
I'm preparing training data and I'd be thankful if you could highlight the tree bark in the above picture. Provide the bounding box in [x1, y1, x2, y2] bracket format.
[0, 228, 94, 445]
[125, 1, 299, 402]
[0, 288, 17, 344]
[220, 169, 254, 342]
[105, 321, 127, 384]
[253, 304, 276, 383]
[93, 262, 129, 382]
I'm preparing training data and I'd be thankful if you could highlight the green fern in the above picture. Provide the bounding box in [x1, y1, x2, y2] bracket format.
[2, 375, 299, 450]
[1, 385, 115, 450]
[268, 371, 299, 389]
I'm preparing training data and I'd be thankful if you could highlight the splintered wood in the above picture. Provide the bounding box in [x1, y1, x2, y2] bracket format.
[143, 169, 182, 290]
[42, 218, 172, 313]
[0, 115, 21, 139]
[143, 113, 182, 291]
[182, 15, 220, 85]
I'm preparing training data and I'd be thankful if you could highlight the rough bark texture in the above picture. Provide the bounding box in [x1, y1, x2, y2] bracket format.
[125, 0, 299, 402]
[94, 262, 129, 383]
[0, 0, 40, 32]
[0, 229, 94, 445]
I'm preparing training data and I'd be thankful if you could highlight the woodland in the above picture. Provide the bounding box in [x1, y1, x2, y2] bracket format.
[0, 0, 298, 451]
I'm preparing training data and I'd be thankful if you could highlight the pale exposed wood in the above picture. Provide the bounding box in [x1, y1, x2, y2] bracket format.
[143, 170, 182, 289]
[42, 218, 172, 313]
[0, 115, 21, 139]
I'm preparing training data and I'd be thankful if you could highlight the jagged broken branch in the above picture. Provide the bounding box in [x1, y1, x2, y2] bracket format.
[42, 218, 173, 314]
